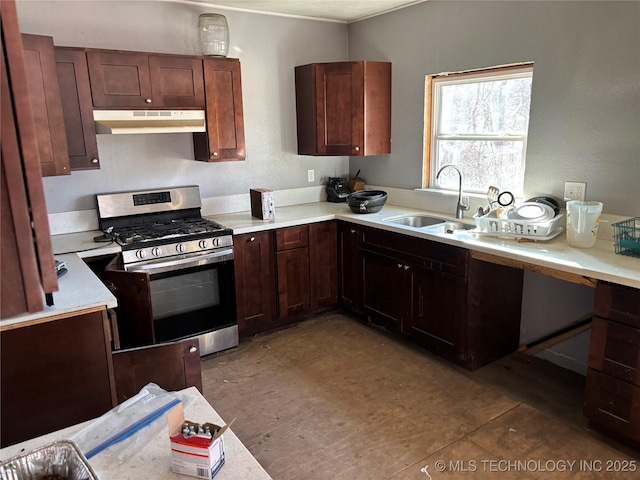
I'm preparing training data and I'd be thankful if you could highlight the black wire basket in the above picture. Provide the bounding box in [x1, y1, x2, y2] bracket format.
[612, 217, 640, 257]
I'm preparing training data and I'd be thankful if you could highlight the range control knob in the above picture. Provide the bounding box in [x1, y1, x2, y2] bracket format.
[176, 243, 186, 253]
[212, 238, 220, 247]
[135, 250, 147, 259]
[198, 240, 208, 249]
[151, 247, 162, 256]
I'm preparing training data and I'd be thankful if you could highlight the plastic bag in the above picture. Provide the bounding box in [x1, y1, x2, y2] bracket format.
[70, 383, 195, 461]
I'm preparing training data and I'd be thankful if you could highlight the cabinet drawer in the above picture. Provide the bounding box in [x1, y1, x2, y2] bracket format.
[276, 225, 309, 251]
[584, 368, 640, 442]
[594, 281, 640, 328]
[589, 317, 640, 385]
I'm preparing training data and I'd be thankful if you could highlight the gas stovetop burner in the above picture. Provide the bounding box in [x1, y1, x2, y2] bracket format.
[114, 218, 228, 245]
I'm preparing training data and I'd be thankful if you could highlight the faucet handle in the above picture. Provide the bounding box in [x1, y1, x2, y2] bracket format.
[460, 196, 470, 211]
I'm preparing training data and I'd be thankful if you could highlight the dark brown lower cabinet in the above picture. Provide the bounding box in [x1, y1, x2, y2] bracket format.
[309, 221, 337, 309]
[406, 265, 466, 360]
[584, 281, 640, 446]
[112, 340, 203, 404]
[277, 247, 311, 317]
[234, 231, 277, 337]
[234, 222, 337, 338]
[104, 256, 154, 349]
[344, 223, 523, 371]
[361, 248, 406, 333]
[337, 221, 362, 313]
[0, 310, 117, 447]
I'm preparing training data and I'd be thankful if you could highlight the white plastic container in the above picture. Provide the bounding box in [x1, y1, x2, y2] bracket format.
[565, 200, 602, 248]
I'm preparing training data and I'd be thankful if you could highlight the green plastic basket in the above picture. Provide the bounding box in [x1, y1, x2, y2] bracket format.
[612, 217, 640, 257]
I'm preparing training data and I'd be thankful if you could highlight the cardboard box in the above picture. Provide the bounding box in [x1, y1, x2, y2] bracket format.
[250, 188, 275, 221]
[167, 403, 229, 479]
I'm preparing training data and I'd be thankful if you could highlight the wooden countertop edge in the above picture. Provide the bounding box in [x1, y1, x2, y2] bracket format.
[470, 250, 598, 288]
[0, 305, 107, 332]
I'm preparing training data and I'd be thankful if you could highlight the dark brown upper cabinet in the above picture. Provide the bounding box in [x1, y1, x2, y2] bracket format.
[21, 34, 71, 176]
[86, 50, 204, 108]
[55, 47, 100, 170]
[193, 58, 246, 162]
[295, 61, 391, 156]
[2, 1, 58, 318]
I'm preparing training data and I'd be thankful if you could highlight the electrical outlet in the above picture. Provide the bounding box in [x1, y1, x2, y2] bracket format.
[307, 169, 315, 182]
[564, 181, 586, 201]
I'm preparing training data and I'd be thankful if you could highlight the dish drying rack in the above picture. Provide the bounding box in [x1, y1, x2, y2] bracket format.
[473, 209, 564, 240]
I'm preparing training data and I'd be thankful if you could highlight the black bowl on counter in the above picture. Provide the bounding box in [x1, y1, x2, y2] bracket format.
[347, 190, 388, 214]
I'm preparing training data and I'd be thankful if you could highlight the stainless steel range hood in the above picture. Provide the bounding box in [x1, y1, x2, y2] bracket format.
[93, 110, 206, 134]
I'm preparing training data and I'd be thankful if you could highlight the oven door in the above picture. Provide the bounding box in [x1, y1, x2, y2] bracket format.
[126, 248, 237, 354]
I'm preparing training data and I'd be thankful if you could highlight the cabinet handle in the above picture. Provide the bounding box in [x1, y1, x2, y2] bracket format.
[145, 98, 152, 103]
[350, 229, 356, 234]
[211, 152, 219, 157]
[91, 158, 99, 164]
[250, 236, 255, 242]
[354, 146, 360, 152]
[397, 263, 403, 269]
[189, 346, 198, 353]
[418, 287, 423, 318]
[404, 265, 410, 271]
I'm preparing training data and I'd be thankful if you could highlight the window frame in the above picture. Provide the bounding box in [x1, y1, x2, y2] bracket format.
[423, 63, 534, 195]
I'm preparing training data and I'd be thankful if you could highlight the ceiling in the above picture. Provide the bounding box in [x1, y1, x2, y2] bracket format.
[189, 0, 427, 23]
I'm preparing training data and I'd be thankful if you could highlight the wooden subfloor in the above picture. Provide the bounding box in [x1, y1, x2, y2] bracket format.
[201, 312, 639, 479]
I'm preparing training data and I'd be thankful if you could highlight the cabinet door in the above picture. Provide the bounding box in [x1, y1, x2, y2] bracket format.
[234, 231, 277, 337]
[589, 317, 640, 386]
[1, 310, 117, 447]
[55, 47, 100, 170]
[309, 221, 337, 309]
[194, 58, 245, 161]
[407, 265, 466, 362]
[87, 50, 153, 107]
[295, 61, 391, 156]
[1, 1, 58, 318]
[361, 249, 405, 333]
[337, 222, 362, 313]
[584, 368, 640, 442]
[277, 248, 310, 318]
[315, 62, 361, 156]
[594, 281, 640, 329]
[148, 55, 204, 108]
[112, 340, 203, 404]
[21, 34, 70, 176]
[104, 257, 154, 348]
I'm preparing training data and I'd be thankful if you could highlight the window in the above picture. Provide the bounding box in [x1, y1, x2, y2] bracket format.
[424, 64, 533, 197]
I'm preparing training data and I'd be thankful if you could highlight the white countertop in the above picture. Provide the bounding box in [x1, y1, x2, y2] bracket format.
[0, 387, 272, 480]
[0, 253, 118, 331]
[41, 202, 639, 294]
[207, 202, 639, 289]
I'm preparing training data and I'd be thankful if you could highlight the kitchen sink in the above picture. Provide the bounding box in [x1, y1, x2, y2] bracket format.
[384, 215, 476, 233]
[384, 215, 446, 228]
[425, 221, 476, 234]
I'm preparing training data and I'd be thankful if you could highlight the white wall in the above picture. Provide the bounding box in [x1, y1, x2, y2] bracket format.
[16, 0, 350, 212]
[348, 0, 640, 216]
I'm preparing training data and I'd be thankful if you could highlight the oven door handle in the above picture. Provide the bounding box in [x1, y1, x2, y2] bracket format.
[127, 248, 234, 274]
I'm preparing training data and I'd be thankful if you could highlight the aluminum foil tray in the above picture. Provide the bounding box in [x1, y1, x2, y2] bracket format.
[0, 440, 98, 480]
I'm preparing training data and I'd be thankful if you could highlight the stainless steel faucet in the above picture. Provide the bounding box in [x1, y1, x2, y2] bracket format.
[436, 165, 469, 219]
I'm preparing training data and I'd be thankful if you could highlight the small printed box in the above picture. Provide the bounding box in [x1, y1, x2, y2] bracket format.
[167, 403, 230, 479]
[250, 188, 275, 220]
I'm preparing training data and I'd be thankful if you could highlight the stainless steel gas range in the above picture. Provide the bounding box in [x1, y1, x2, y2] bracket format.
[97, 186, 238, 356]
